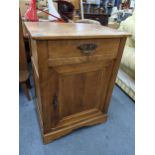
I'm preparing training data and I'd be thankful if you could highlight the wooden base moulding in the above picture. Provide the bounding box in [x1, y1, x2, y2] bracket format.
[38, 105, 108, 143]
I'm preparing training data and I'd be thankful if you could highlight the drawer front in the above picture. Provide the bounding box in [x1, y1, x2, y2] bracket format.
[48, 38, 120, 66]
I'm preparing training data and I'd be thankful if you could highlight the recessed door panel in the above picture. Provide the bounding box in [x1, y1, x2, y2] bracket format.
[59, 71, 104, 118]
[51, 60, 113, 123]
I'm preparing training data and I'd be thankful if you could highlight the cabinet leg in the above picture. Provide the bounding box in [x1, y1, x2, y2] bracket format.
[26, 78, 32, 89]
[21, 82, 31, 101]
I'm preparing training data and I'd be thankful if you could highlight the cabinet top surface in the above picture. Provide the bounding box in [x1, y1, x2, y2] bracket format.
[24, 22, 130, 40]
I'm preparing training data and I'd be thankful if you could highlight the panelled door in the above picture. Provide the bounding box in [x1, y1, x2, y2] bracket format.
[49, 60, 114, 128]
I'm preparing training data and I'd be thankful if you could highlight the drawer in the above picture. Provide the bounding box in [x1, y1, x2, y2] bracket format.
[48, 38, 120, 66]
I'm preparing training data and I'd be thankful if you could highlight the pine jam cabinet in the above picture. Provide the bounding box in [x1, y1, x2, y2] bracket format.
[25, 22, 129, 143]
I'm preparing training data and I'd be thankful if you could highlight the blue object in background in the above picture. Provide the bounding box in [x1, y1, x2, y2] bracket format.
[114, 0, 121, 8]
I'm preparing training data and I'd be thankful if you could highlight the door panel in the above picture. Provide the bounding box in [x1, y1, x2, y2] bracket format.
[59, 71, 104, 118]
[51, 60, 113, 123]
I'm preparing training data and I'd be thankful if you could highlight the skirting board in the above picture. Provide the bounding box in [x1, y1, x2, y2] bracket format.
[43, 114, 108, 144]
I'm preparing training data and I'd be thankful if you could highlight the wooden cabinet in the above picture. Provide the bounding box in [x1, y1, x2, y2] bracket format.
[25, 22, 129, 143]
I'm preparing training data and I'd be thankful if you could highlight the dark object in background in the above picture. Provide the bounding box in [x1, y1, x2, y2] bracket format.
[56, 0, 75, 22]
[19, 9, 31, 100]
[81, 0, 112, 26]
[114, 0, 121, 9]
[117, 12, 132, 22]
[106, 0, 113, 15]
[84, 13, 110, 25]
[24, 39, 31, 63]
[121, 0, 130, 9]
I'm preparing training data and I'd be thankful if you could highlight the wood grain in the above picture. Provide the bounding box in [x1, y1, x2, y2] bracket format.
[53, 60, 113, 75]
[43, 113, 108, 144]
[24, 22, 130, 40]
[102, 37, 127, 113]
[48, 38, 120, 59]
[48, 55, 114, 66]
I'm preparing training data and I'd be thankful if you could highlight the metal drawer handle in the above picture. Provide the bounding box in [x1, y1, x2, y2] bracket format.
[77, 43, 97, 54]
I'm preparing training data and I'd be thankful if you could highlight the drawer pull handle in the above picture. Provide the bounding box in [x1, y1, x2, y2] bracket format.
[78, 43, 97, 54]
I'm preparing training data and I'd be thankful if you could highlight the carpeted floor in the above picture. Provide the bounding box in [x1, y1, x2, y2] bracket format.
[19, 84, 135, 155]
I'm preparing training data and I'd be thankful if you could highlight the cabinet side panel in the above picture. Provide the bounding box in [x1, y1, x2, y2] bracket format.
[103, 37, 127, 113]
[99, 63, 114, 111]
[31, 39, 39, 74]
[36, 41, 53, 133]
[32, 62, 43, 128]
